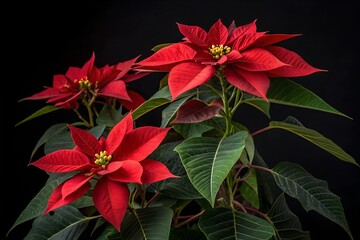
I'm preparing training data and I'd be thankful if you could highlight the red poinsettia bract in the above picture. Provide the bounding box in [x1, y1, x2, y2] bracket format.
[135, 19, 325, 100]
[22, 53, 146, 110]
[29, 113, 177, 231]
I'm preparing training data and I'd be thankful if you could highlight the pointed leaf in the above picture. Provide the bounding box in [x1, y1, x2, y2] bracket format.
[171, 99, 222, 124]
[232, 32, 266, 52]
[169, 62, 215, 100]
[267, 193, 310, 240]
[96, 104, 123, 127]
[44, 128, 75, 154]
[245, 134, 255, 163]
[105, 113, 133, 155]
[253, 34, 302, 48]
[29, 123, 68, 161]
[224, 67, 269, 100]
[175, 131, 248, 206]
[239, 169, 259, 209]
[140, 159, 178, 184]
[266, 46, 326, 77]
[93, 178, 130, 232]
[272, 162, 353, 240]
[199, 208, 275, 240]
[137, 43, 196, 66]
[30, 150, 90, 172]
[132, 98, 170, 120]
[252, 151, 279, 211]
[161, 96, 191, 127]
[24, 205, 92, 240]
[70, 195, 94, 209]
[95, 224, 122, 240]
[148, 141, 203, 199]
[151, 43, 173, 52]
[121, 207, 173, 240]
[149, 85, 172, 100]
[173, 123, 214, 139]
[177, 23, 209, 46]
[242, 94, 270, 118]
[44, 126, 104, 155]
[8, 172, 76, 235]
[68, 125, 101, 157]
[267, 78, 350, 118]
[208, 19, 228, 45]
[237, 48, 288, 71]
[15, 105, 61, 126]
[269, 120, 358, 166]
[116, 127, 170, 162]
[227, 20, 257, 44]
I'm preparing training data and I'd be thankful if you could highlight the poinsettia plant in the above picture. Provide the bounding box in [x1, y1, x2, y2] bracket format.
[9, 19, 358, 240]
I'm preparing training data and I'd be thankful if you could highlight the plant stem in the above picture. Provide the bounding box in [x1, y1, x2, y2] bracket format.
[226, 173, 234, 209]
[251, 164, 273, 174]
[233, 200, 247, 213]
[231, 89, 243, 116]
[218, 75, 233, 136]
[73, 109, 91, 128]
[244, 206, 272, 223]
[204, 83, 222, 97]
[173, 209, 205, 228]
[144, 191, 160, 208]
[251, 126, 271, 137]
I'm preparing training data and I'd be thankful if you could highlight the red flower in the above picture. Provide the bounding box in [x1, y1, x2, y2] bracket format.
[22, 53, 146, 110]
[29, 113, 176, 231]
[136, 19, 325, 100]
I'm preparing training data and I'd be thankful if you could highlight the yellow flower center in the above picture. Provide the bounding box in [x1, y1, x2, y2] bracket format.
[94, 151, 112, 169]
[74, 76, 92, 90]
[209, 44, 231, 60]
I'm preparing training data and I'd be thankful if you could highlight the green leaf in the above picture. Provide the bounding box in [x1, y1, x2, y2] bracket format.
[121, 207, 173, 240]
[44, 128, 74, 154]
[199, 208, 275, 240]
[148, 195, 178, 208]
[149, 85, 172, 100]
[43, 125, 105, 155]
[269, 120, 358, 166]
[8, 172, 76, 235]
[252, 151, 279, 212]
[267, 78, 351, 119]
[132, 98, 170, 120]
[15, 105, 62, 127]
[88, 125, 106, 138]
[96, 104, 123, 127]
[96, 224, 122, 240]
[243, 94, 270, 118]
[239, 169, 259, 209]
[267, 193, 310, 240]
[148, 141, 202, 199]
[24, 205, 95, 240]
[70, 195, 94, 209]
[175, 131, 248, 206]
[245, 134, 255, 163]
[151, 43, 172, 52]
[131, 86, 173, 120]
[161, 96, 191, 127]
[29, 123, 68, 161]
[272, 162, 353, 240]
[159, 74, 169, 89]
[173, 123, 214, 139]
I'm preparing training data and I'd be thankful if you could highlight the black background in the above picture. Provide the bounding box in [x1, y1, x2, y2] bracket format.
[4, 0, 359, 239]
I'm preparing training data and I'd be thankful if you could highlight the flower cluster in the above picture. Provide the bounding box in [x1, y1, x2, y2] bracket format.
[135, 19, 325, 100]
[10, 19, 357, 240]
[29, 113, 176, 231]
